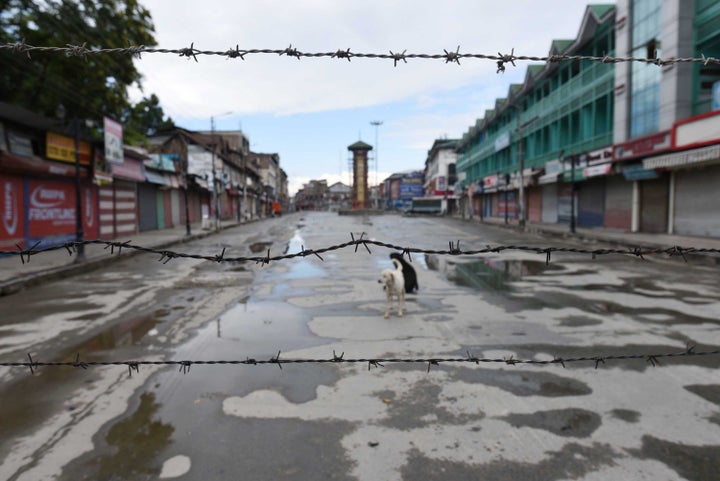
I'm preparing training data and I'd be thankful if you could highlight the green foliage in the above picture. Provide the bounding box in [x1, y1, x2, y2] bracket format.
[0, 0, 173, 142]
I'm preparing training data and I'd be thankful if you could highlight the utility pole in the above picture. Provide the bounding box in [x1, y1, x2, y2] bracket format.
[56, 104, 85, 261]
[516, 105, 525, 229]
[210, 116, 220, 229]
[72, 117, 85, 261]
[183, 146, 191, 236]
[570, 154, 577, 234]
[209, 111, 234, 229]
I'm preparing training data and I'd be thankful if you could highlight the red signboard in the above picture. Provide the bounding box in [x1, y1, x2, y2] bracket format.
[613, 130, 671, 162]
[83, 183, 98, 239]
[26, 180, 97, 240]
[27, 179, 76, 238]
[0, 174, 25, 249]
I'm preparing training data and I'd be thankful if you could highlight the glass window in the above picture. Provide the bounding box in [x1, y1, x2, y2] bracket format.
[629, 0, 661, 138]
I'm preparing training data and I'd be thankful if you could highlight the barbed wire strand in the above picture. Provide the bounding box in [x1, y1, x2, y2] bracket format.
[2, 236, 717, 266]
[5, 345, 719, 377]
[2, 42, 719, 70]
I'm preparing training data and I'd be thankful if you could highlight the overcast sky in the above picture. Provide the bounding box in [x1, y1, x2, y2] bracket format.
[129, 1, 612, 195]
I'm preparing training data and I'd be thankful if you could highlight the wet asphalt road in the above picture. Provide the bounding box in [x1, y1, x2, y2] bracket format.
[1, 211, 719, 481]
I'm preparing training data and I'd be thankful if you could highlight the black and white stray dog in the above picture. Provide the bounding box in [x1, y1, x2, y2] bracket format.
[390, 252, 419, 294]
[378, 258, 405, 318]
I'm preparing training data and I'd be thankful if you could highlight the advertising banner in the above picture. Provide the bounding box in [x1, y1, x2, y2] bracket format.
[46, 132, 92, 165]
[103, 117, 123, 164]
[83, 183, 98, 239]
[0, 175, 25, 249]
[27, 179, 76, 239]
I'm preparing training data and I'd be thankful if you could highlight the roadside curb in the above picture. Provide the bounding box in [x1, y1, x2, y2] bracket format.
[460, 217, 720, 264]
[0, 222, 245, 298]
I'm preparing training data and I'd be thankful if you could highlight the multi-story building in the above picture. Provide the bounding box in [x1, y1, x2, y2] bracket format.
[456, 1, 720, 238]
[293, 179, 329, 211]
[456, 4, 616, 226]
[253, 152, 283, 216]
[613, 0, 720, 237]
[423, 138, 458, 196]
[327, 181, 352, 211]
[423, 138, 459, 213]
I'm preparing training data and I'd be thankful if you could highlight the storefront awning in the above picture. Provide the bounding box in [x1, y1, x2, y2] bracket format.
[111, 157, 145, 182]
[623, 163, 658, 180]
[145, 170, 171, 186]
[643, 144, 720, 170]
[0, 151, 90, 178]
[537, 173, 560, 185]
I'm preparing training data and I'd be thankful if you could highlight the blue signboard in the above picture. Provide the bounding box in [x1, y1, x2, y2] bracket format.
[713, 81, 720, 111]
[399, 172, 424, 200]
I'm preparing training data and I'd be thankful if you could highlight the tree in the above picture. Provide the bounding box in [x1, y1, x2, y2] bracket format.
[0, 0, 172, 140]
[122, 93, 175, 144]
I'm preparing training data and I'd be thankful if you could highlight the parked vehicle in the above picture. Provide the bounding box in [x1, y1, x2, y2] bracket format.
[404, 196, 443, 214]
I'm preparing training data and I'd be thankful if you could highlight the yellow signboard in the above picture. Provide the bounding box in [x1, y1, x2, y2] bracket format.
[46, 132, 92, 165]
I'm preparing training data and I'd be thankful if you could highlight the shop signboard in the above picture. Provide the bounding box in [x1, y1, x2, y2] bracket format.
[103, 117, 123, 164]
[673, 109, 720, 150]
[0, 175, 24, 249]
[8, 131, 33, 157]
[46, 132, 92, 165]
[613, 130, 671, 162]
[26, 179, 97, 243]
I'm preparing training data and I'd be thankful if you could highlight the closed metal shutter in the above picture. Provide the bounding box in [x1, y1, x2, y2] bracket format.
[604, 176, 632, 230]
[113, 181, 137, 238]
[640, 175, 668, 233]
[542, 183, 558, 223]
[674, 166, 720, 237]
[527, 187, 542, 222]
[578, 178, 605, 227]
[99, 185, 114, 239]
[171, 189, 181, 227]
[138, 183, 158, 232]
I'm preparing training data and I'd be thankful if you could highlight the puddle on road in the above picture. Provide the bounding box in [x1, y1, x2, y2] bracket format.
[376, 379, 482, 430]
[610, 408, 641, 423]
[631, 435, 720, 481]
[683, 384, 720, 407]
[443, 258, 563, 292]
[277, 231, 327, 280]
[89, 392, 173, 480]
[58, 391, 173, 481]
[70, 312, 162, 353]
[185, 299, 328, 359]
[499, 408, 601, 438]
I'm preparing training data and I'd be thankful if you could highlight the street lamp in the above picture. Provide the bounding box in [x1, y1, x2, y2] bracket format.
[55, 104, 85, 262]
[370, 120, 382, 208]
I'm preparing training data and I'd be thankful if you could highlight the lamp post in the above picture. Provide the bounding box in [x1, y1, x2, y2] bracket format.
[55, 104, 85, 262]
[370, 120, 382, 208]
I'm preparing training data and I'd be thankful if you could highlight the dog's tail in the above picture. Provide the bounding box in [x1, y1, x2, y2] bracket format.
[391, 258, 403, 271]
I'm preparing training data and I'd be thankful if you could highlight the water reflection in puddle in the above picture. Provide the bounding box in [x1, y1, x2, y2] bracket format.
[279, 230, 327, 279]
[451, 258, 564, 291]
